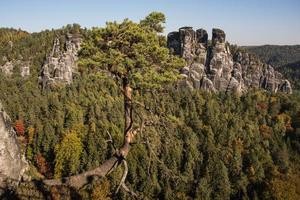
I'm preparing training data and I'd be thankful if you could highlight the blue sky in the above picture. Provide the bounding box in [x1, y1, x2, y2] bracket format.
[1, 0, 299, 45]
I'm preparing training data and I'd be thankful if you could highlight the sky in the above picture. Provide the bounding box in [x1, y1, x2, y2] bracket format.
[0, 0, 300, 45]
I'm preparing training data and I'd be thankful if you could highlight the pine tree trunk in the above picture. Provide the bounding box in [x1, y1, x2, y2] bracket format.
[43, 78, 135, 189]
[119, 78, 133, 157]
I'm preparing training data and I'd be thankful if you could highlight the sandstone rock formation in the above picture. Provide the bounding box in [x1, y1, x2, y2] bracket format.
[20, 62, 30, 77]
[0, 61, 14, 76]
[168, 27, 292, 94]
[0, 57, 31, 77]
[0, 102, 28, 193]
[39, 33, 82, 88]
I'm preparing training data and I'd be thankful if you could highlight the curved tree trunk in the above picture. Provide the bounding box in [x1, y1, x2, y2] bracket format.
[119, 78, 133, 157]
[44, 78, 134, 189]
[44, 156, 120, 189]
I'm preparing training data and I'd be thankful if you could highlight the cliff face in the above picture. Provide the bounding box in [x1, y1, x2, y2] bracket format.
[0, 103, 28, 192]
[168, 27, 292, 94]
[38, 33, 82, 88]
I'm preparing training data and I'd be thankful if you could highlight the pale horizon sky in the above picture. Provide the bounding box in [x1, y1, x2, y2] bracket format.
[0, 0, 300, 46]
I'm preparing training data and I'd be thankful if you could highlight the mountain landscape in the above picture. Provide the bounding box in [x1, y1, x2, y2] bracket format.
[0, 1, 300, 200]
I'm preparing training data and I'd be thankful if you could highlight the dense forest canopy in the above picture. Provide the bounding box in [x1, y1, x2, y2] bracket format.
[0, 13, 300, 200]
[244, 45, 300, 67]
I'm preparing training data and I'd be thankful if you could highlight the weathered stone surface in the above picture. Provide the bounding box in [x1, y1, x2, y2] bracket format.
[179, 27, 196, 61]
[196, 29, 208, 45]
[212, 28, 226, 45]
[20, 62, 30, 77]
[201, 76, 216, 92]
[0, 59, 30, 77]
[280, 80, 292, 94]
[0, 61, 14, 76]
[39, 33, 82, 88]
[0, 103, 29, 193]
[167, 31, 181, 55]
[167, 27, 292, 94]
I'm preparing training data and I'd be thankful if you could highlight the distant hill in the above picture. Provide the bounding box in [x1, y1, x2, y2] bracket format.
[243, 45, 300, 68]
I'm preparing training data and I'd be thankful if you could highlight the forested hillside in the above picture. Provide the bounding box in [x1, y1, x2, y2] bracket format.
[244, 45, 300, 68]
[0, 13, 300, 200]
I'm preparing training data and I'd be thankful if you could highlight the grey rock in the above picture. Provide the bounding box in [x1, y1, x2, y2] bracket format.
[0, 41, 32, 77]
[212, 28, 226, 45]
[195, 29, 208, 65]
[20, 62, 30, 77]
[191, 63, 205, 77]
[279, 79, 292, 94]
[167, 31, 181, 55]
[191, 70, 201, 81]
[0, 103, 29, 193]
[179, 27, 196, 62]
[39, 34, 82, 88]
[0, 61, 14, 76]
[178, 76, 194, 90]
[227, 77, 244, 94]
[180, 66, 190, 75]
[8, 41, 13, 50]
[196, 29, 208, 45]
[201, 76, 216, 92]
[193, 78, 201, 89]
[0, 59, 31, 77]
[168, 27, 292, 94]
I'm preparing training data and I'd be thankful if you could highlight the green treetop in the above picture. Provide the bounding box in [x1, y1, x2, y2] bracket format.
[79, 12, 185, 91]
[78, 12, 185, 157]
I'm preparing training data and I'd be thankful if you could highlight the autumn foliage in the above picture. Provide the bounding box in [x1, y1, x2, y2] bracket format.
[256, 102, 268, 111]
[15, 119, 25, 136]
[36, 154, 50, 177]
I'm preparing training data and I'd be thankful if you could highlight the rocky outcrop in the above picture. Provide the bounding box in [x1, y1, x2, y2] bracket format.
[168, 27, 292, 94]
[20, 62, 30, 77]
[39, 33, 82, 88]
[0, 103, 28, 193]
[0, 57, 30, 77]
[0, 61, 14, 76]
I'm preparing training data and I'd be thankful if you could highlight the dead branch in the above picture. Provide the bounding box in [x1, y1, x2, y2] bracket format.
[115, 160, 138, 198]
[105, 130, 117, 151]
